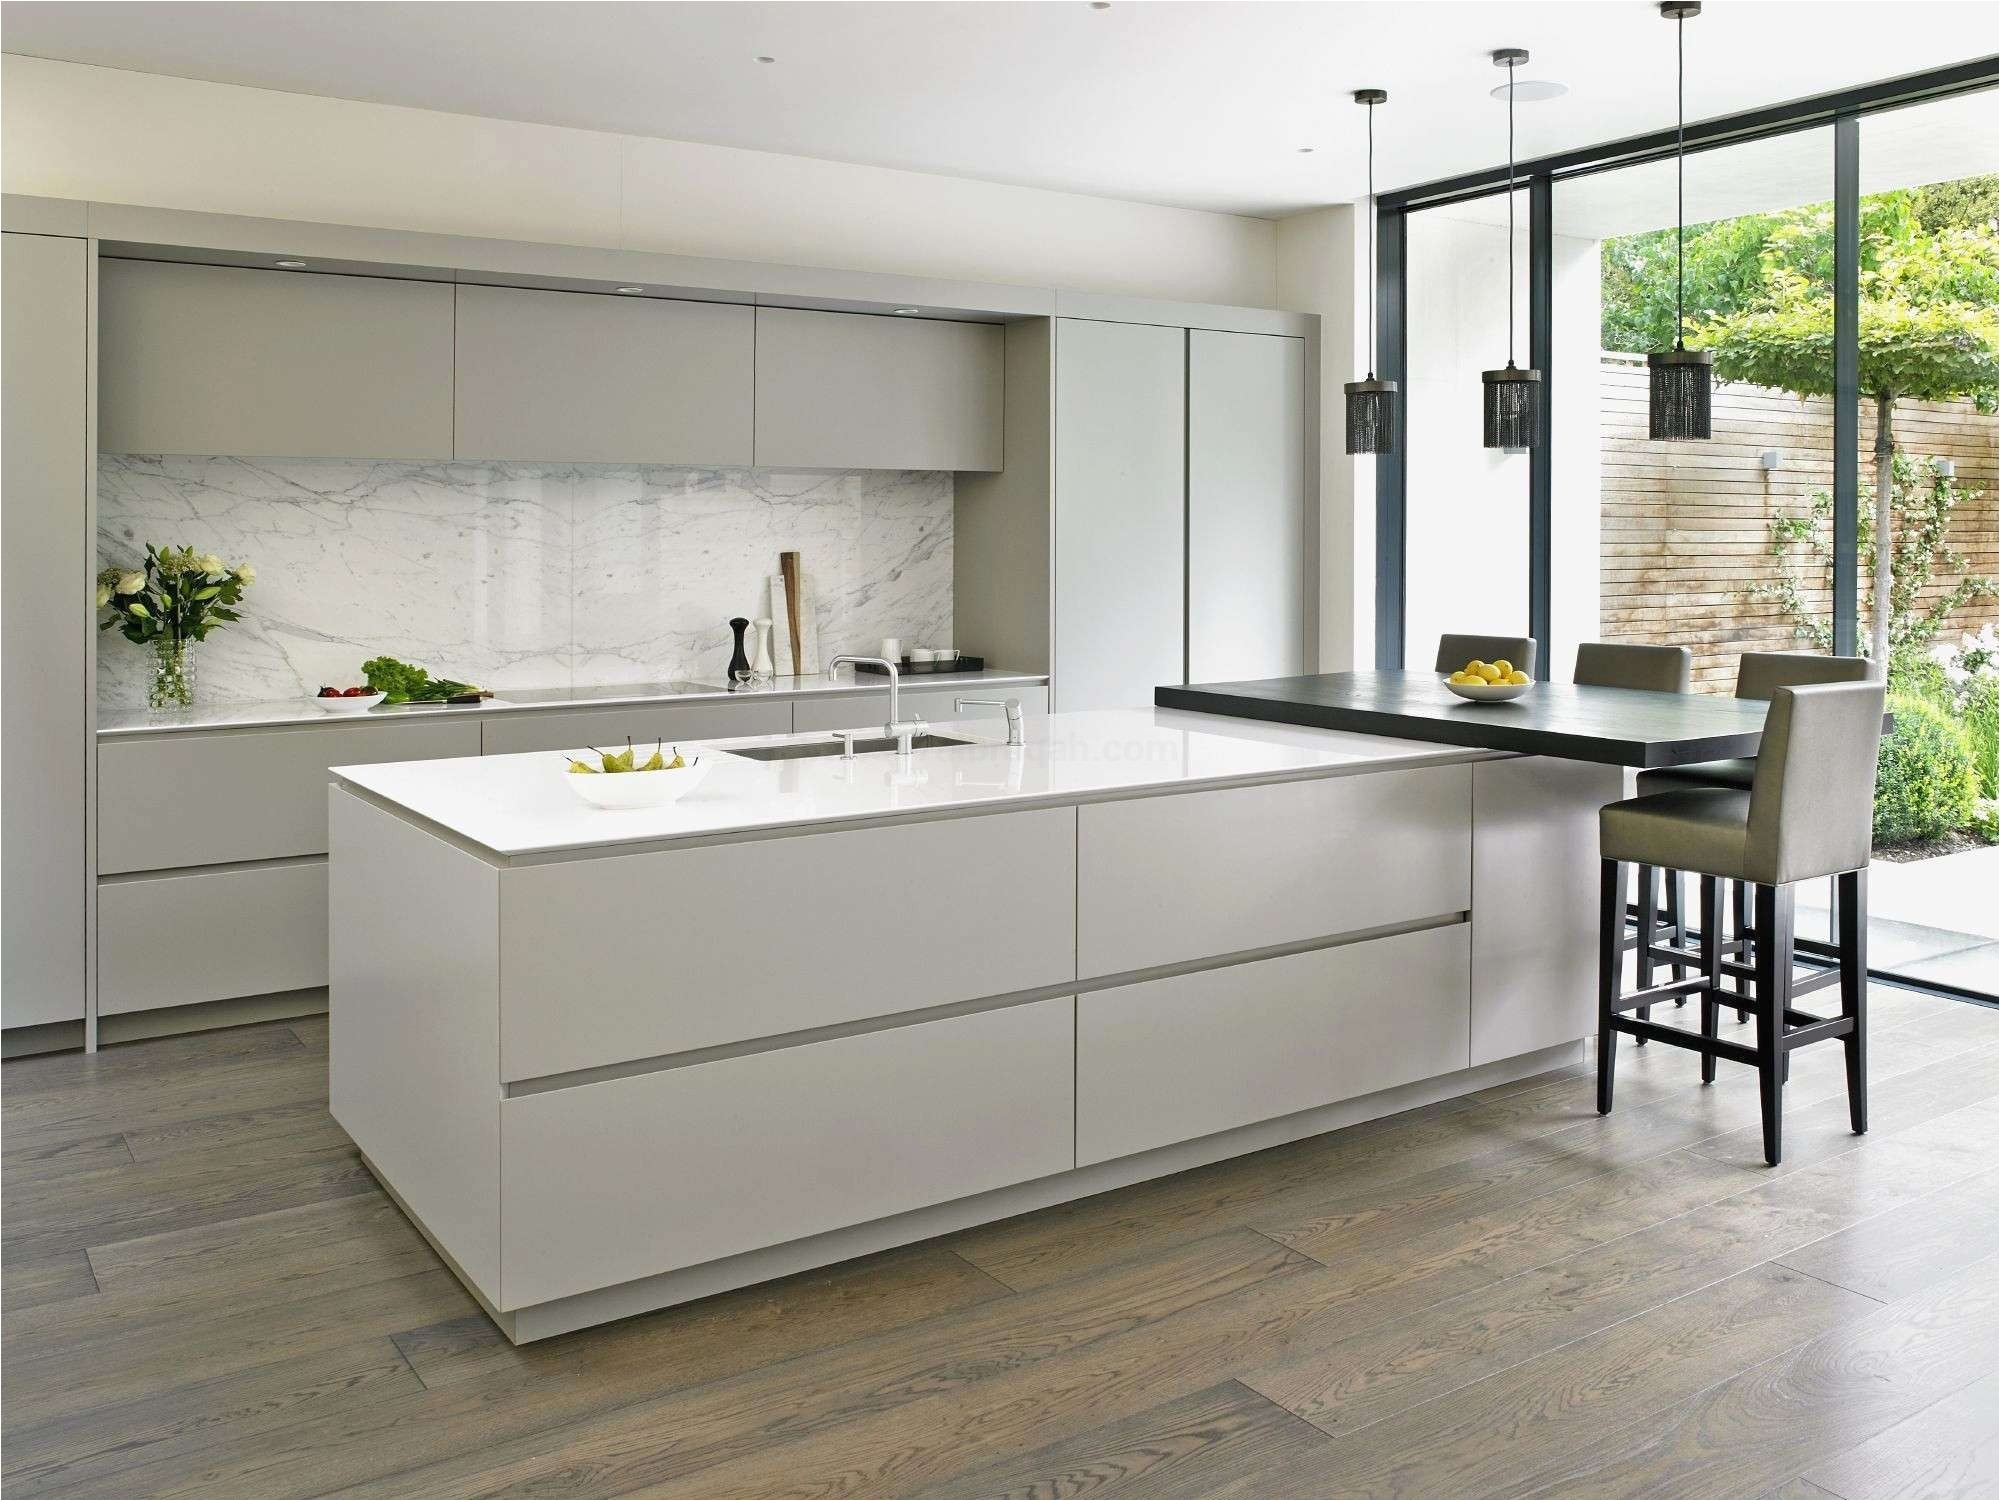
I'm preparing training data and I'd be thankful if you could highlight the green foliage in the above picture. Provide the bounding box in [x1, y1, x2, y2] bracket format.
[1600, 176, 2000, 412]
[1874, 691, 1980, 845]
[95, 543, 251, 646]
[1963, 673, 1999, 802]
[359, 655, 478, 703]
[1751, 454, 1995, 659]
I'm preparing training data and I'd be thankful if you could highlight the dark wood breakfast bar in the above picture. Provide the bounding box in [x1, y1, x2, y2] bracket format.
[1158, 670, 1790, 768]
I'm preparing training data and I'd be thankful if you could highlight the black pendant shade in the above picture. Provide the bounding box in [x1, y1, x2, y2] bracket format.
[1649, 1, 1713, 440]
[1344, 377, 1396, 455]
[1648, 345, 1713, 440]
[1482, 49, 1540, 451]
[1345, 87, 1397, 455]
[1482, 363, 1542, 450]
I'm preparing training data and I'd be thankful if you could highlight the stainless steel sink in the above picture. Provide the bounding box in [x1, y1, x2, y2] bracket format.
[729, 732, 976, 762]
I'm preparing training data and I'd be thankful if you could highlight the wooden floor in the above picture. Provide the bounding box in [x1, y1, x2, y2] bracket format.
[3, 988, 1995, 1500]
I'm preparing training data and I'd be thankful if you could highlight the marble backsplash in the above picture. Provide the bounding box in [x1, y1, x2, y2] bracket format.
[96, 457, 953, 707]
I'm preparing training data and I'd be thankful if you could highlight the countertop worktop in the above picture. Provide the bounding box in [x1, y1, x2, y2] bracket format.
[97, 668, 1048, 736]
[331, 707, 1499, 860]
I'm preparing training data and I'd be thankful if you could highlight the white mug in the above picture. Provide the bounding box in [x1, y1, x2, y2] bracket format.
[879, 638, 901, 663]
[910, 648, 937, 663]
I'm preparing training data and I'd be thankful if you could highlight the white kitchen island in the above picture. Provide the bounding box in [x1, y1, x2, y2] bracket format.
[328, 708, 1620, 1343]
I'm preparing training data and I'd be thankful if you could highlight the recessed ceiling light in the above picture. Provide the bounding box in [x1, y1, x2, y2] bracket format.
[1297, 147, 1315, 154]
[274, 259, 307, 268]
[615, 286, 646, 294]
[1489, 79, 1568, 102]
[1090, 3, 1111, 9]
[892, 307, 921, 315]
[755, 54, 775, 63]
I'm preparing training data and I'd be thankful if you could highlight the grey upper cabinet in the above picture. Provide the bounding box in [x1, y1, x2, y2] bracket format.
[3, 231, 88, 1030]
[98, 260, 454, 460]
[754, 308, 1002, 472]
[453, 286, 754, 466]
[1052, 319, 1186, 711]
[1187, 330, 1308, 684]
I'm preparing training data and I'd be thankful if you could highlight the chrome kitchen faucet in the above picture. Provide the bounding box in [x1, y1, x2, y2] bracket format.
[827, 655, 927, 756]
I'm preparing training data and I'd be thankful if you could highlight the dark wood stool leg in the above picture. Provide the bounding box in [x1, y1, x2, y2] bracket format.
[1700, 875, 1722, 1085]
[1666, 871, 1688, 996]
[1840, 868, 1868, 1134]
[1598, 859, 1623, 1115]
[1754, 882, 1795, 1166]
[1732, 879, 1750, 1023]
[1635, 864, 1658, 1045]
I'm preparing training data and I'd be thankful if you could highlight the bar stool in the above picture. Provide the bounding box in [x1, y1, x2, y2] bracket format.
[1596, 680, 1887, 1166]
[1435, 633, 1537, 678]
[1639, 651, 1872, 1018]
[1574, 643, 1695, 1035]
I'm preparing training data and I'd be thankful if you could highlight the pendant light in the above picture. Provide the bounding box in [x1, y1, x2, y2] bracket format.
[1649, 1, 1712, 439]
[1482, 47, 1541, 451]
[1345, 87, 1396, 455]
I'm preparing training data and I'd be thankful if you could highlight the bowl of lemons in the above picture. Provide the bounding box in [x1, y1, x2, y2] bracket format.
[563, 741, 708, 809]
[1443, 658, 1533, 703]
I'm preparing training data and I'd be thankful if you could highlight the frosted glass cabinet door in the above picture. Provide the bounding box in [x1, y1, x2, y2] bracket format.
[97, 260, 454, 459]
[2, 231, 87, 1028]
[1187, 330, 1308, 683]
[1052, 319, 1186, 710]
[453, 286, 754, 465]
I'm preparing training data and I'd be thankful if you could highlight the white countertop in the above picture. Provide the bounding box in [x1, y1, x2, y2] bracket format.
[331, 707, 1499, 860]
[96, 668, 1048, 736]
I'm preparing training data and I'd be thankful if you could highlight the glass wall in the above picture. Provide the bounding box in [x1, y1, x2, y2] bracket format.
[1551, 128, 1835, 690]
[1401, 191, 1531, 671]
[1845, 91, 1998, 994]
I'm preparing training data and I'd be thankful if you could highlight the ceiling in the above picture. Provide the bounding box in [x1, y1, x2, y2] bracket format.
[2, 0, 1994, 218]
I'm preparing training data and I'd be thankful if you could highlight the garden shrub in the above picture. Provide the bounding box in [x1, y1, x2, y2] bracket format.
[1963, 673, 1999, 801]
[1874, 692, 1981, 845]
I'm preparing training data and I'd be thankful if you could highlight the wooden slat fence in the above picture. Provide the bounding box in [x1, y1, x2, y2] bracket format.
[1597, 355, 1998, 691]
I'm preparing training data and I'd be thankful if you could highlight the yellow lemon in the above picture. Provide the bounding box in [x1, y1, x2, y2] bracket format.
[1463, 660, 1486, 676]
[1477, 664, 1504, 683]
[1507, 670, 1531, 685]
[1447, 672, 1468, 684]
[1492, 658, 1513, 676]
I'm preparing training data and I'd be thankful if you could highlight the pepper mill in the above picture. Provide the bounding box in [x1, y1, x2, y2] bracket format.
[727, 617, 751, 687]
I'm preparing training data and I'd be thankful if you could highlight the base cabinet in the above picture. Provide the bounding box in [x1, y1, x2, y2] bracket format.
[1075, 923, 1471, 1166]
[789, 685, 1048, 734]
[499, 996, 1074, 1308]
[98, 860, 328, 1015]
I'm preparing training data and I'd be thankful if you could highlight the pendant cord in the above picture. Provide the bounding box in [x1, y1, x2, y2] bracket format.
[1506, 59, 1517, 366]
[1366, 100, 1376, 378]
[1675, 13, 1686, 349]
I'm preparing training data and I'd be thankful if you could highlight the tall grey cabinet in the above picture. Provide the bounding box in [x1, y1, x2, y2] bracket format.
[1187, 329, 1310, 684]
[1051, 319, 1187, 711]
[2, 230, 89, 1030]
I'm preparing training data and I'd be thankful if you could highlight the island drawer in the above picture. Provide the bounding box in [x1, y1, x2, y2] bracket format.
[99, 719, 482, 873]
[1075, 923, 1470, 1166]
[98, 859, 328, 1015]
[498, 995, 1074, 1308]
[497, 805, 1077, 1080]
[1075, 764, 1471, 978]
[478, 699, 790, 756]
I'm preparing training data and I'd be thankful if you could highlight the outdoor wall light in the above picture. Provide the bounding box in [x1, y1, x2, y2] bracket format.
[1935, 457, 1957, 478]
[1760, 450, 1782, 472]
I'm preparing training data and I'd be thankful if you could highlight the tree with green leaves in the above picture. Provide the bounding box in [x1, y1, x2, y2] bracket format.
[1603, 177, 1999, 673]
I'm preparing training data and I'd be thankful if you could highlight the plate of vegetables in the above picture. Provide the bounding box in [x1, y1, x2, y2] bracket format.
[564, 741, 708, 809]
[313, 685, 388, 714]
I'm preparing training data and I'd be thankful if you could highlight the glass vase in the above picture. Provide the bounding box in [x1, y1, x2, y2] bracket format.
[149, 637, 195, 709]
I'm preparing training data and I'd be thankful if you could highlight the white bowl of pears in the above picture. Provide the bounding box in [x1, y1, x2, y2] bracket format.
[563, 741, 708, 809]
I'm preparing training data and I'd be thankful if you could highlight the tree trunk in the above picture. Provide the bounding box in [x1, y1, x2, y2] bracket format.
[1871, 391, 1894, 679]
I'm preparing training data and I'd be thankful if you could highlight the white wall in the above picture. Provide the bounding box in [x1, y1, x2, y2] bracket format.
[1275, 203, 1370, 671]
[0, 55, 1278, 307]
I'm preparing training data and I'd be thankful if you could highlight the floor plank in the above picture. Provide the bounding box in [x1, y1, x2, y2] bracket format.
[2, 1001, 1991, 1501]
